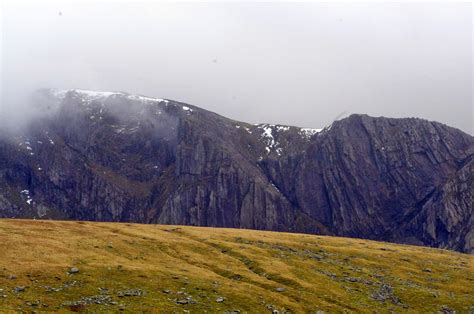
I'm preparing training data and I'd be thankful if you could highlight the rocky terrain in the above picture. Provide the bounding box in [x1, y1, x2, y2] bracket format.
[0, 219, 472, 312]
[0, 89, 472, 252]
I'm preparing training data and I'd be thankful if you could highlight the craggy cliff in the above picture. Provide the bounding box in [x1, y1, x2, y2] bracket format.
[0, 89, 472, 252]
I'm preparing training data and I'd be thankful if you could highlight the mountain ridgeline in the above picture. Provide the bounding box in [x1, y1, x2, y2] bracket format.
[0, 89, 472, 253]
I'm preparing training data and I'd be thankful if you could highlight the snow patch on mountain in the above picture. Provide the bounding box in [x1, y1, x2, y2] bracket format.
[20, 190, 33, 205]
[48, 88, 169, 105]
[257, 124, 281, 155]
[128, 94, 169, 104]
[299, 128, 322, 138]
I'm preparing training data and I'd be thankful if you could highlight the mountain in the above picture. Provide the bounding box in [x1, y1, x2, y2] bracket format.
[0, 89, 472, 252]
[0, 219, 472, 312]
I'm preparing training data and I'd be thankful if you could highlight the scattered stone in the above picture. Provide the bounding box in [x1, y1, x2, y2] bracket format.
[14, 286, 25, 293]
[162, 289, 171, 294]
[64, 280, 79, 289]
[423, 268, 432, 273]
[275, 287, 286, 292]
[216, 296, 225, 303]
[439, 305, 456, 314]
[370, 284, 404, 306]
[8, 275, 17, 280]
[69, 267, 80, 274]
[117, 289, 144, 297]
[317, 270, 337, 279]
[266, 304, 279, 313]
[84, 295, 114, 305]
[345, 277, 359, 283]
[174, 296, 197, 305]
[25, 300, 41, 307]
[62, 295, 116, 307]
[44, 285, 62, 292]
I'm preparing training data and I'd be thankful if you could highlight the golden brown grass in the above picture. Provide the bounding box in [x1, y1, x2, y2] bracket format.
[0, 219, 472, 313]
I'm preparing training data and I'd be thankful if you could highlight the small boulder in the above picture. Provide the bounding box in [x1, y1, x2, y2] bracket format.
[439, 305, 455, 314]
[69, 267, 80, 274]
[14, 286, 25, 293]
[216, 296, 225, 303]
[186, 296, 197, 304]
[275, 287, 286, 292]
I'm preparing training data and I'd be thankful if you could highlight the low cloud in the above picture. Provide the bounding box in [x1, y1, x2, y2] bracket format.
[1, 1, 472, 134]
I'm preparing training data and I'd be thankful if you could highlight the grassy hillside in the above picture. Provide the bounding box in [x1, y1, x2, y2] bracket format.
[0, 219, 472, 313]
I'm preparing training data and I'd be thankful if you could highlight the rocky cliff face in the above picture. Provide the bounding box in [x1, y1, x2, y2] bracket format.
[0, 89, 472, 252]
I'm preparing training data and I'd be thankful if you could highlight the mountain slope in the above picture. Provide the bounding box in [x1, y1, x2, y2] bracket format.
[294, 115, 473, 252]
[0, 219, 472, 312]
[0, 89, 472, 252]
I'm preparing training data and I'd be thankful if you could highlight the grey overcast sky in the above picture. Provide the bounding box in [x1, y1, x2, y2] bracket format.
[1, 1, 472, 133]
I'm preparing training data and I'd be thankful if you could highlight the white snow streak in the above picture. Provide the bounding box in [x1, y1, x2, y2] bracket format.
[299, 128, 322, 138]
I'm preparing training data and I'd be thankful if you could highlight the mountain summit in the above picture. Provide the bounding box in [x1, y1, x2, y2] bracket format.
[0, 89, 472, 252]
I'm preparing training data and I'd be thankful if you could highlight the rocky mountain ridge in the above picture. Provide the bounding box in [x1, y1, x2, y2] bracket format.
[0, 89, 472, 252]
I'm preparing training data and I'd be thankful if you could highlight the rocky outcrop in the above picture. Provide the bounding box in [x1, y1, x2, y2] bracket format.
[0, 89, 472, 252]
[393, 157, 473, 253]
[293, 115, 473, 251]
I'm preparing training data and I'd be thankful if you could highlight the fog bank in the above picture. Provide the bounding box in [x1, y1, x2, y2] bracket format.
[1, 1, 472, 133]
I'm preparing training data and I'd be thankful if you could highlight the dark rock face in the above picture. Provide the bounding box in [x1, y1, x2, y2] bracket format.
[393, 157, 473, 253]
[0, 89, 472, 252]
[294, 115, 473, 252]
